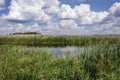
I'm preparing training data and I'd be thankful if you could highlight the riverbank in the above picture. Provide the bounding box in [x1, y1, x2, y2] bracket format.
[0, 35, 119, 47]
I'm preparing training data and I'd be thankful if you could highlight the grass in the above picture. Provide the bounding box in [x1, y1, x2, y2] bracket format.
[80, 44, 120, 80]
[0, 43, 120, 80]
[0, 35, 120, 80]
[0, 35, 120, 47]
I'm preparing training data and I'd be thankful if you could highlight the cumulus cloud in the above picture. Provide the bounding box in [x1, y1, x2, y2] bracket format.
[97, 2, 120, 34]
[74, 4, 90, 16]
[5, 0, 48, 21]
[74, 4, 109, 25]
[15, 23, 42, 33]
[4, 0, 108, 25]
[4, 0, 60, 22]
[109, 2, 120, 17]
[59, 20, 78, 29]
[0, 0, 4, 5]
[58, 4, 77, 19]
[83, 11, 109, 25]
[0, 0, 120, 35]
[0, 0, 5, 10]
[73, 0, 86, 2]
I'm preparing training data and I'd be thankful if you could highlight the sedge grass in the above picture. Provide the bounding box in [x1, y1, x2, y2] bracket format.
[0, 43, 120, 80]
[0, 35, 119, 47]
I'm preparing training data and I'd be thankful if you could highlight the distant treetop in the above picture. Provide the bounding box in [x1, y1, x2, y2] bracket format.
[11, 32, 41, 35]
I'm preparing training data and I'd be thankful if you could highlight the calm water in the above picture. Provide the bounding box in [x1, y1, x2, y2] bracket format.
[49, 46, 83, 57]
[25, 46, 83, 57]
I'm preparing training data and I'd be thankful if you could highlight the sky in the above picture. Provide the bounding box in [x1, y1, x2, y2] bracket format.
[0, 0, 120, 35]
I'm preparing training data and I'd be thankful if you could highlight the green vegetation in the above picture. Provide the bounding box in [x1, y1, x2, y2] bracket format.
[0, 44, 120, 80]
[0, 35, 120, 80]
[0, 35, 120, 47]
[10, 32, 41, 35]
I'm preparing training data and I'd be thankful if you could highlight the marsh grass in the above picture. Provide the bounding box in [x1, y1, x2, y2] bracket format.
[0, 35, 120, 80]
[0, 35, 119, 47]
[0, 43, 120, 80]
[80, 44, 120, 80]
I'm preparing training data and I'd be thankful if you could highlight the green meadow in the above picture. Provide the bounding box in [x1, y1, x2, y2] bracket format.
[0, 35, 120, 80]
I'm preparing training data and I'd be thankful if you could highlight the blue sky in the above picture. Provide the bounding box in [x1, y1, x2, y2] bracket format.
[0, 0, 120, 35]
[1, 0, 119, 14]
[60, 0, 119, 11]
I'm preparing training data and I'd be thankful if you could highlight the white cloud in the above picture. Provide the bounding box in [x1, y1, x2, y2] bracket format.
[74, 4, 90, 17]
[0, 1, 120, 35]
[59, 20, 78, 29]
[91, 16, 120, 34]
[74, 4, 109, 25]
[0, 0, 5, 11]
[58, 4, 77, 19]
[80, 11, 109, 25]
[15, 23, 41, 33]
[4, 1, 109, 25]
[0, 0, 4, 5]
[76, 0, 86, 2]
[44, 6, 59, 15]
[44, 0, 59, 7]
[57, 4, 109, 25]
[42, 0, 60, 15]
[93, 2, 120, 34]
[4, 0, 60, 21]
[109, 2, 120, 17]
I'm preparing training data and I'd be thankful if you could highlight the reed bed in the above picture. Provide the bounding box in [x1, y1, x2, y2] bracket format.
[0, 35, 119, 47]
[0, 43, 120, 80]
[0, 35, 120, 80]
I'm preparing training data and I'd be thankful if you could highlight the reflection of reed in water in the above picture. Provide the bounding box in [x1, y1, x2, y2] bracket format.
[50, 46, 83, 58]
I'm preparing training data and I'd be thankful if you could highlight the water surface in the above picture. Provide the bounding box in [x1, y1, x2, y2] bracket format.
[25, 46, 83, 57]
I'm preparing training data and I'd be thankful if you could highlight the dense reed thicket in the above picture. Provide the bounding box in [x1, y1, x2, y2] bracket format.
[0, 35, 120, 80]
[0, 35, 120, 46]
[0, 44, 120, 80]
